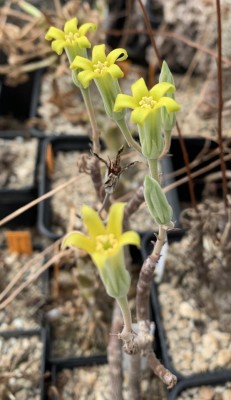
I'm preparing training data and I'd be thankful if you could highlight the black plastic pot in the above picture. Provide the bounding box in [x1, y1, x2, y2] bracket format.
[142, 230, 231, 383]
[47, 355, 107, 400]
[0, 328, 47, 400]
[0, 132, 42, 227]
[0, 68, 44, 136]
[45, 238, 146, 362]
[37, 134, 181, 240]
[106, 1, 163, 66]
[141, 137, 231, 381]
[167, 371, 231, 400]
[42, 235, 162, 399]
[37, 135, 94, 240]
[169, 136, 220, 206]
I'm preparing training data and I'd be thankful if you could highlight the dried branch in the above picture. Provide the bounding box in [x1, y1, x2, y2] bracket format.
[215, 0, 228, 207]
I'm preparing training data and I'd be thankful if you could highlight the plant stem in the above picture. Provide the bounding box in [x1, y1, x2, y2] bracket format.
[116, 296, 133, 333]
[151, 225, 166, 260]
[108, 301, 124, 400]
[116, 118, 142, 154]
[81, 87, 100, 154]
[148, 159, 159, 180]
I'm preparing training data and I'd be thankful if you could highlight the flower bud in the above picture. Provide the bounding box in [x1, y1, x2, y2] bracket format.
[144, 175, 174, 227]
[159, 61, 177, 134]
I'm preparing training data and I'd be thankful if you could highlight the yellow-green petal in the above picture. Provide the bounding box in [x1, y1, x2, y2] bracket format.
[150, 82, 175, 101]
[106, 202, 126, 238]
[64, 18, 78, 34]
[77, 36, 91, 49]
[119, 231, 141, 248]
[107, 48, 128, 64]
[91, 252, 107, 270]
[82, 205, 105, 237]
[51, 40, 66, 55]
[79, 22, 96, 36]
[45, 27, 64, 41]
[61, 231, 95, 253]
[108, 64, 124, 79]
[131, 78, 149, 101]
[131, 107, 151, 125]
[70, 56, 92, 71]
[92, 44, 106, 63]
[154, 96, 181, 112]
[77, 70, 96, 88]
[114, 94, 138, 111]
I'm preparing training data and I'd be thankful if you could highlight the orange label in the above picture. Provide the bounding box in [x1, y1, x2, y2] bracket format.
[46, 143, 54, 175]
[5, 231, 33, 254]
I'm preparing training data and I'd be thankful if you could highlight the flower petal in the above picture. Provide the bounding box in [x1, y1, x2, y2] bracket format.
[131, 107, 151, 125]
[70, 56, 92, 70]
[150, 82, 175, 101]
[77, 36, 91, 49]
[106, 202, 126, 238]
[61, 231, 94, 253]
[114, 94, 138, 112]
[131, 78, 149, 101]
[107, 48, 128, 65]
[119, 231, 140, 247]
[51, 40, 66, 55]
[82, 205, 105, 237]
[45, 27, 64, 41]
[79, 22, 96, 36]
[108, 64, 124, 79]
[64, 18, 78, 34]
[77, 70, 96, 88]
[92, 44, 106, 63]
[91, 252, 107, 270]
[154, 97, 181, 112]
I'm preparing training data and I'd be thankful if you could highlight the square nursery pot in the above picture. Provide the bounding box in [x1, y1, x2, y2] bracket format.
[0, 68, 44, 136]
[42, 236, 168, 398]
[167, 372, 231, 400]
[169, 136, 223, 213]
[47, 348, 168, 400]
[37, 135, 95, 240]
[37, 134, 180, 241]
[0, 132, 42, 227]
[0, 243, 48, 334]
[0, 328, 47, 400]
[141, 136, 231, 382]
[44, 240, 144, 363]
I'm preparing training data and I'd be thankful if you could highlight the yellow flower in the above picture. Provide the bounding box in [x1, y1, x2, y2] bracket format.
[62, 203, 140, 299]
[114, 78, 181, 159]
[70, 44, 127, 88]
[70, 44, 128, 119]
[45, 17, 96, 57]
[114, 77, 180, 126]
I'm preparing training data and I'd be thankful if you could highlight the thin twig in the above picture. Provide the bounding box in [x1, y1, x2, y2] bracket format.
[0, 240, 61, 302]
[215, 0, 228, 207]
[137, 0, 197, 211]
[106, 28, 231, 68]
[0, 249, 71, 310]
[137, 0, 162, 65]
[0, 174, 84, 227]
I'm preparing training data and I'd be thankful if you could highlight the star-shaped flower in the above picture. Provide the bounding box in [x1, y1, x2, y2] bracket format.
[114, 77, 180, 126]
[70, 44, 128, 88]
[45, 17, 96, 56]
[62, 203, 140, 298]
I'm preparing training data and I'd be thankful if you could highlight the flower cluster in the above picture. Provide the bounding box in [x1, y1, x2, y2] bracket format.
[45, 16, 181, 297]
